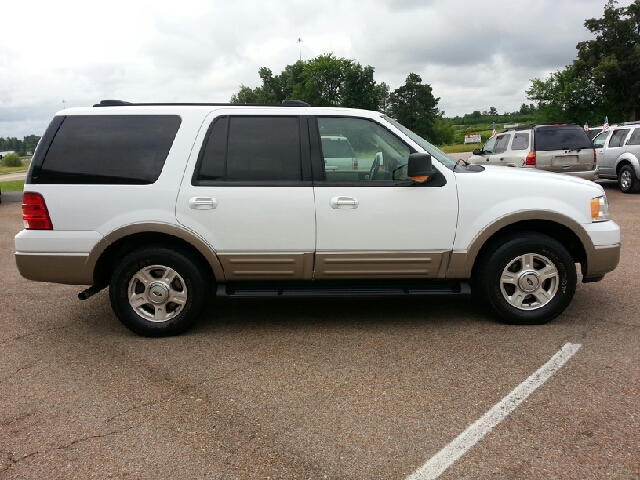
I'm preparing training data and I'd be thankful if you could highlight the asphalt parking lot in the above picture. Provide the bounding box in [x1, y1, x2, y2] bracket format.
[1, 182, 638, 479]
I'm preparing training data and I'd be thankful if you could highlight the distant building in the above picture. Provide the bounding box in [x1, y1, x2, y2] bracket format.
[0, 151, 16, 159]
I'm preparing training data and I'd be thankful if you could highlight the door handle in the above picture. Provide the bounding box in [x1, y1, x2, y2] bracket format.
[188, 197, 217, 210]
[329, 196, 359, 209]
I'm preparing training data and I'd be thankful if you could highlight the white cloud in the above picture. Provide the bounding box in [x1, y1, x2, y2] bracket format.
[0, 0, 634, 137]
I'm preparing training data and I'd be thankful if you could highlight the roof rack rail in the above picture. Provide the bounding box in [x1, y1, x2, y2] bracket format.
[93, 99, 311, 107]
[503, 124, 535, 131]
[619, 120, 640, 126]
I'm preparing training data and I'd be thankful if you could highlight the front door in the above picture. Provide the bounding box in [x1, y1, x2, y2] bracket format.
[310, 116, 458, 280]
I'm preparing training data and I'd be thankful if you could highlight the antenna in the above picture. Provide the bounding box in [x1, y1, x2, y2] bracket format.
[296, 38, 303, 61]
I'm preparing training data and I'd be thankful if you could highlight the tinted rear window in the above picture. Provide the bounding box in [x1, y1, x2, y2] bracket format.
[534, 126, 592, 151]
[36, 115, 181, 184]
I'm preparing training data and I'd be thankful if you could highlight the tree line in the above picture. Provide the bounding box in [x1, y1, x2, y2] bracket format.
[230, 54, 454, 144]
[0, 135, 40, 156]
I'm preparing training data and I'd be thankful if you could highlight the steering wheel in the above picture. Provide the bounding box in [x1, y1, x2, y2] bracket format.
[369, 156, 380, 181]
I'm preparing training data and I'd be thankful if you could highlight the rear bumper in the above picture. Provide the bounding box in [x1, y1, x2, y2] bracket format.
[562, 168, 598, 181]
[15, 252, 93, 285]
[562, 166, 598, 181]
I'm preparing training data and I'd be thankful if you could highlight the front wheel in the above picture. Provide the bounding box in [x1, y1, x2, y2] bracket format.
[109, 247, 210, 336]
[618, 165, 640, 193]
[476, 234, 577, 325]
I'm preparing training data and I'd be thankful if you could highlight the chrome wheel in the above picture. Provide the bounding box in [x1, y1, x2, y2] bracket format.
[128, 265, 188, 322]
[620, 170, 632, 190]
[499, 253, 559, 310]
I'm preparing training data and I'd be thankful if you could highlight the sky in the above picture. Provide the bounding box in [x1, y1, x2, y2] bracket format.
[0, 0, 633, 139]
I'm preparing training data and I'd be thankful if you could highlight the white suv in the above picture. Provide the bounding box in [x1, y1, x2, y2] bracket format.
[15, 100, 621, 336]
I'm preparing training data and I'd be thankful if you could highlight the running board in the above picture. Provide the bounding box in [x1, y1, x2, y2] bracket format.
[217, 280, 471, 298]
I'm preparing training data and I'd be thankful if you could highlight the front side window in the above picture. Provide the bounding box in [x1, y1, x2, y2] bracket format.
[482, 136, 497, 154]
[196, 116, 302, 182]
[317, 117, 411, 182]
[608, 129, 630, 148]
[37, 115, 181, 184]
[592, 131, 608, 148]
[493, 134, 511, 154]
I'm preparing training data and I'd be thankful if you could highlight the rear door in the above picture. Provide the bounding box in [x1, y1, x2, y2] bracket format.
[176, 111, 316, 281]
[603, 128, 632, 172]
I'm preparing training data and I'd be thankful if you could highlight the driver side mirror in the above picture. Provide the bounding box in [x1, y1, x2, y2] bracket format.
[472, 148, 482, 155]
[407, 152, 434, 182]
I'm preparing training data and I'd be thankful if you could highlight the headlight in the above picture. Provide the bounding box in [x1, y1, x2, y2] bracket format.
[590, 195, 610, 222]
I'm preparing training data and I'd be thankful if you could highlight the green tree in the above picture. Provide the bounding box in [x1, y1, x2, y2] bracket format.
[527, 0, 640, 123]
[231, 54, 387, 111]
[488, 107, 498, 116]
[1, 153, 23, 167]
[388, 73, 440, 142]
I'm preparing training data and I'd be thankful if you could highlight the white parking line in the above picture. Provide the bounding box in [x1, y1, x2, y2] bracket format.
[406, 342, 582, 480]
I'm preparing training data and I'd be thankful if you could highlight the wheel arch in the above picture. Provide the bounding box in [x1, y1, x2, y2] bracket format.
[88, 223, 224, 287]
[615, 154, 640, 176]
[470, 220, 587, 278]
[448, 212, 591, 279]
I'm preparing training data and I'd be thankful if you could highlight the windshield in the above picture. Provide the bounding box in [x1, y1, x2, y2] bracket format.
[382, 115, 457, 167]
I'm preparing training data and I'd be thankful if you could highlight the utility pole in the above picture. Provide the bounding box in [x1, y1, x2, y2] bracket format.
[296, 38, 303, 61]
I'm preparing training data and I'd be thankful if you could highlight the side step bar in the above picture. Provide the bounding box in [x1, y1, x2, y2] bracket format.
[216, 280, 471, 298]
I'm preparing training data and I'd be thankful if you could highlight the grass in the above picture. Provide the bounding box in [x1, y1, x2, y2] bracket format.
[440, 144, 482, 154]
[0, 180, 25, 192]
[0, 159, 30, 175]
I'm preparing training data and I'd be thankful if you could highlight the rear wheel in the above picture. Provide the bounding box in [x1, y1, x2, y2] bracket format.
[109, 246, 210, 336]
[618, 165, 640, 193]
[476, 233, 577, 325]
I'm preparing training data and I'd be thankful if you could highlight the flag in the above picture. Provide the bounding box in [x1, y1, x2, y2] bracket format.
[492, 122, 497, 137]
[584, 122, 589, 132]
[603, 117, 609, 132]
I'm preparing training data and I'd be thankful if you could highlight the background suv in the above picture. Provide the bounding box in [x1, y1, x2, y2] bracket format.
[468, 124, 597, 180]
[592, 121, 640, 193]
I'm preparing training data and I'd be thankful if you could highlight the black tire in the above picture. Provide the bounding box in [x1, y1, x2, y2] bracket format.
[618, 164, 640, 193]
[475, 233, 577, 325]
[109, 246, 210, 337]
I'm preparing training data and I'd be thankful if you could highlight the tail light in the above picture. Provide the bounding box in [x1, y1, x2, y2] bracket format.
[353, 158, 358, 170]
[525, 151, 536, 166]
[22, 192, 53, 230]
[593, 148, 597, 163]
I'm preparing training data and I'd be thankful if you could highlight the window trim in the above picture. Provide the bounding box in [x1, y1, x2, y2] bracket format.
[307, 115, 447, 187]
[191, 114, 312, 187]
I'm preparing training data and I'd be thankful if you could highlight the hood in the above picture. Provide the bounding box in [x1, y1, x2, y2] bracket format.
[460, 164, 604, 194]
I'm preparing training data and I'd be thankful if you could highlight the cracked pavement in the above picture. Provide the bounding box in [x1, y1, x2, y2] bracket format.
[0, 182, 638, 479]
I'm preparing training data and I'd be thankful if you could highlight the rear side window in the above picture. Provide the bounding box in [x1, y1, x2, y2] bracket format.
[628, 128, 640, 146]
[196, 116, 302, 182]
[534, 126, 592, 151]
[511, 132, 530, 150]
[36, 115, 181, 184]
[608, 129, 630, 148]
